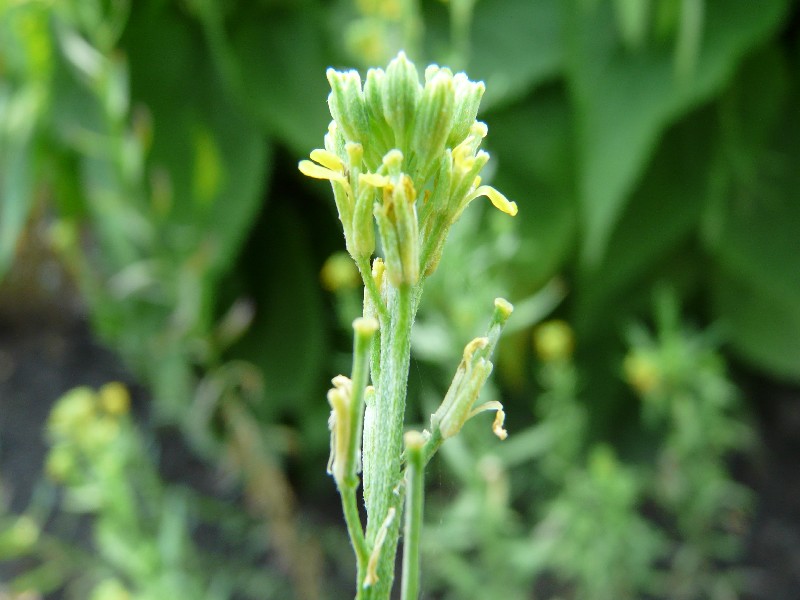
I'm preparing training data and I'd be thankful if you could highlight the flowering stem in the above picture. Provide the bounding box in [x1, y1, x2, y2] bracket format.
[302, 52, 518, 600]
[342, 486, 368, 570]
[361, 282, 415, 599]
[401, 432, 426, 600]
[339, 318, 376, 574]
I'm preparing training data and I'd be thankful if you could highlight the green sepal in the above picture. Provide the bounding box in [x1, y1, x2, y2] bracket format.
[352, 178, 377, 257]
[364, 68, 394, 163]
[327, 69, 369, 146]
[382, 52, 420, 153]
[413, 69, 456, 185]
[447, 73, 486, 148]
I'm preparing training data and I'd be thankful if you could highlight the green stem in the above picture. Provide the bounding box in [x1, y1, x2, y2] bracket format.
[357, 256, 390, 323]
[421, 428, 443, 467]
[361, 283, 415, 599]
[339, 318, 376, 572]
[401, 437, 425, 600]
[341, 486, 369, 569]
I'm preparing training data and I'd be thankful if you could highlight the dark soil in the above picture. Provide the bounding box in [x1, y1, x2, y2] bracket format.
[741, 378, 800, 599]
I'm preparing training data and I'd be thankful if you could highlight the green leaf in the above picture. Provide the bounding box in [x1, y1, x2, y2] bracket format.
[566, 0, 791, 265]
[230, 202, 327, 415]
[423, 0, 564, 111]
[193, 2, 333, 156]
[707, 51, 800, 381]
[712, 268, 800, 382]
[0, 0, 53, 280]
[572, 105, 716, 338]
[468, 0, 564, 110]
[0, 94, 38, 280]
[485, 84, 578, 291]
[123, 3, 270, 278]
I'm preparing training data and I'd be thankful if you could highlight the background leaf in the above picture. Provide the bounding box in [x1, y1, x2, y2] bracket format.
[486, 84, 578, 291]
[194, 2, 333, 157]
[123, 2, 270, 278]
[566, 0, 791, 265]
[468, 0, 564, 110]
[706, 48, 800, 381]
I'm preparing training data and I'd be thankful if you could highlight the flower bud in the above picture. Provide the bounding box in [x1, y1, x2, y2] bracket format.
[353, 316, 379, 339]
[48, 387, 97, 439]
[624, 351, 662, 396]
[324, 120, 345, 157]
[487, 297, 514, 347]
[320, 251, 360, 291]
[533, 320, 574, 363]
[99, 382, 130, 416]
[363, 67, 394, 156]
[327, 69, 369, 145]
[374, 174, 419, 286]
[447, 74, 485, 148]
[382, 52, 420, 151]
[46, 444, 76, 482]
[352, 174, 379, 257]
[364, 257, 386, 324]
[346, 142, 364, 175]
[413, 69, 455, 183]
[404, 430, 427, 452]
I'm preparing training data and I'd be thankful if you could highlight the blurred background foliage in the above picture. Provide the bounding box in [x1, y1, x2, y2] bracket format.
[1, 0, 799, 598]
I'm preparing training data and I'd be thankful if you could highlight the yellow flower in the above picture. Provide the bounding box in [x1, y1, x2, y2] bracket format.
[298, 149, 350, 190]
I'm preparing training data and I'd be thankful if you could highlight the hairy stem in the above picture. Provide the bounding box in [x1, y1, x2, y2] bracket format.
[360, 283, 415, 599]
[401, 435, 425, 600]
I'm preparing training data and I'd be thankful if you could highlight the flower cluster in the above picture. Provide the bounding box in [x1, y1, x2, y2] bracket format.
[299, 52, 517, 287]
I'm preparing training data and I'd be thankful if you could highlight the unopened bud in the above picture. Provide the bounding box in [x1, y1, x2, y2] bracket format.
[413, 69, 455, 180]
[382, 52, 420, 150]
[99, 382, 130, 416]
[447, 74, 485, 148]
[352, 174, 378, 257]
[327, 69, 369, 145]
[375, 174, 419, 287]
[533, 320, 574, 363]
[364, 68, 394, 155]
[353, 316, 379, 338]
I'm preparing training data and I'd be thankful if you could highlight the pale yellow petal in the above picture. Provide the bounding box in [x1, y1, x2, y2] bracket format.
[359, 173, 389, 187]
[472, 185, 518, 216]
[310, 148, 344, 171]
[298, 160, 346, 183]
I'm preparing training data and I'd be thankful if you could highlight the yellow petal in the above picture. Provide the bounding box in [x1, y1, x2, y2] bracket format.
[310, 148, 344, 171]
[359, 172, 389, 187]
[298, 160, 346, 183]
[473, 185, 517, 216]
